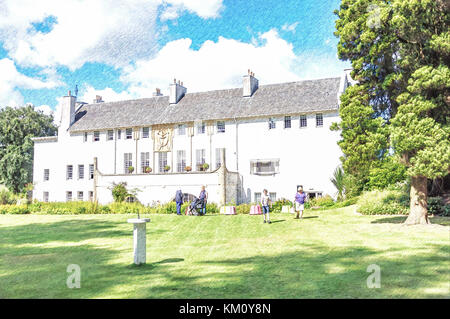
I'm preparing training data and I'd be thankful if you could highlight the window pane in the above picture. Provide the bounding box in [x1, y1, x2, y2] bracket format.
[300, 115, 307, 128]
[124, 153, 133, 173]
[269, 118, 276, 129]
[126, 128, 133, 139]
[159, 152, 168, 172]
[78, 165, 84, 179]
[107, 130, 114, 140]
[43, 192, 49, 202]
[269, 192, 276, 202]
[196, 149, 206, 171]
[197, 122, 205, 134]
[44, 169, 49, 181]
[84, 132, 88, 142]
[142, 127, 149, 138]
[284, 116, 291, 128]
[316, 114, 323, 127]
[89, 164, 94, 179]
[66, 191, 72, 202]
[77, 191, 83, 201]
[178, 124, 186, 135]
[93, 131, 100, 141]
[217, 121, 225, 133]
[66, 165, 73, 180]
[141, 152, 150, 173]
[254, 192, 261, 204]
[117, 129, 121, 139]
[177, 150, 186, 172]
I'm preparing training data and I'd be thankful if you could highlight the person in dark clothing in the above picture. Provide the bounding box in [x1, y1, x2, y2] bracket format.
[175, 189, 183, 215]
[198, 186, 208, 215]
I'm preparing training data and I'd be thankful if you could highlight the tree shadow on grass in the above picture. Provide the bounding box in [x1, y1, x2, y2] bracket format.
[0, 218, 448, 299]
[371, 216, 450, 226]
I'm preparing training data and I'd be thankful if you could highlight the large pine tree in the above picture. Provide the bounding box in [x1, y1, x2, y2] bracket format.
[334, 0, 449, 224]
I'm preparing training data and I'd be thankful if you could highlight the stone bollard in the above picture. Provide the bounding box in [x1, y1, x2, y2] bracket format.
[127, 218, 150, 265]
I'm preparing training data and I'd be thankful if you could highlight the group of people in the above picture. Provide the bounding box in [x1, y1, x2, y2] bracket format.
[175, 186, 208, 215]
[174, 185, 307, 221]
[260, 186, 307, 224]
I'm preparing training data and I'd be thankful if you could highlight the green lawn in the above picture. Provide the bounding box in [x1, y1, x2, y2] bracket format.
[0, 206, 449, 298]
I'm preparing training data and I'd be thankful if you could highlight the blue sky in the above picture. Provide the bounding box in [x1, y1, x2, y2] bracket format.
[0, 0, 348, 113]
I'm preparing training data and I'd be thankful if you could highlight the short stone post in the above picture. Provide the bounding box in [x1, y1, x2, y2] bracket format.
[127, 218, 150, 265]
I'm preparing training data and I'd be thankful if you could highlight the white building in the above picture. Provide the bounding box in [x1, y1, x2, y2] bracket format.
[32, 70, 354, 205]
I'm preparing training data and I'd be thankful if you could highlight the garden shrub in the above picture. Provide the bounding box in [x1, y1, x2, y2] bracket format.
[427, 197, 450, 216]
[357, 190, 409, 215]
[235, 203, 252, 214]
[0, 204, 30, 214]
[0, 189, 17, 205]
[367, 157, 407, 190]
[271, 198, 292, 212]
[111, 182, 129, 202]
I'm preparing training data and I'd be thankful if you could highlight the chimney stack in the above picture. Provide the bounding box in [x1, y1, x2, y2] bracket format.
[243, 69, 258, 97]
[169, 78, 187, 104]
[153, 88, 163, 97]
[93, 95, 103, 103]
[58, 90, 77, 136]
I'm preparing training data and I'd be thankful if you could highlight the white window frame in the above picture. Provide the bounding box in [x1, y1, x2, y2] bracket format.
[66, 165, 73, 180]
[316, 113, 323, 127]
[284, 116, 291, 129]
[216, 121, 225, 133]
[178, 124, 186, 136]
[158, 152, 168, 173]
[117, 129, 122, 139]
[196, 149, 206, 171]
[215, 148, 224, 169]
[84, 132, 88, 142]
[250, 159, 280, 176]
[124, 153, 133, 174]
[43, 169, 49, 181]
[78, 164, 84, 179]
[93, 131, 100, 142]
[300, 115, 307, 128]
[268, 118, 276, 130]
[177, 150, 186, 172]
[66, 191, 72, 202]
[107, 130, 114, 141]
[126, 128, 133, 139]
[43, 191, 49, 202]
[77, 191, 83, 201]
[140, 152, 150, 173]
[89, 164, 94, 180]
[254, 192, 262, 205]
[197, 122, 205, 134]
[142, 127, 150, 138]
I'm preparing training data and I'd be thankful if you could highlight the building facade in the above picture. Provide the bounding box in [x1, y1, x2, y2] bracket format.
[32, 70, 354, 205]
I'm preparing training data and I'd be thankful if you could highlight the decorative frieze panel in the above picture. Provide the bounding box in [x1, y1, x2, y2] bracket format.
[152, 124, 174, 152]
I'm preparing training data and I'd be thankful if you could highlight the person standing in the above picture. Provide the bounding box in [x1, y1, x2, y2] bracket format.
[199, 185, 208, 215]
[175, 189, 183, 215]
[294, 187, 307, 219]
[261, 189, 272, 224]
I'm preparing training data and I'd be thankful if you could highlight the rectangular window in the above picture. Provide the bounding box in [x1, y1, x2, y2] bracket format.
[107, 130, 114, 140]
[196, 149, 206, 171]
[126, 128, 133, 139]
[158, 152, 168, 173]
[215, 148, 225, 169]
[89, 164, 94, 180]
[77, 191, 83, 201]
[268, 118, 276, 129]
[254, 192, 261, 205]
[217, 121, 225, 133]
[66, 191, 72, 202]
[43, 169, 49, 181]
[84, 132, 88, 142]
[78, 165, 84, 179]
[269, 192, 277, 202]
[197, 122, 205, 134]
[250, 159, 280, 175]
[43, 191, 49, 202]
[316, 113, 323, 127]
[88, 191, 94, 201]
[66, 165, 73, 180]
[300, 115, 307, 128]
[117, 129, 122, 139]
[178, 124, 186, 135]
[177, 150, 186, 172]
[124, 153, 133, 174]
[140, 152, 150, 173]
[284, 116, 291, 129]
[93, 131, 100, 142]
[142, 127, 150, 138]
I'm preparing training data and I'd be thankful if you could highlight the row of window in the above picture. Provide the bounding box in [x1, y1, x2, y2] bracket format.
[84, 121, 227, 143]
[45, 165, 95, 181]
[124, 148, 225, 174]
[269, 114, 323, 130]
[42, 191, 94, 202]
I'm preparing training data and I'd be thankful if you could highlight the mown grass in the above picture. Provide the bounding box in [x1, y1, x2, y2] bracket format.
[0, 206, 448, 298]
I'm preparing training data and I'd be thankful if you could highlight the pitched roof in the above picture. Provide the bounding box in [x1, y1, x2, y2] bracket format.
[69, 77, 341, 132]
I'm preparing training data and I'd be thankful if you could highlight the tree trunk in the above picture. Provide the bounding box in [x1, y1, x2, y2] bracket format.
[405, 176, 430, 225]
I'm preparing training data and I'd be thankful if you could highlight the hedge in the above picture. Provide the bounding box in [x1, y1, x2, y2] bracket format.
[357, 190, 409, 215]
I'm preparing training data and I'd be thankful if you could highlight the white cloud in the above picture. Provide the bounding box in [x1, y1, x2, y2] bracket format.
[78, 86, 136, 104]
[281, 22, 299, 33]
[161, 0, 223, 20]
[0, 0, 224, 70]
[119, 29, 347, 98]
[0, 58, 61, 107]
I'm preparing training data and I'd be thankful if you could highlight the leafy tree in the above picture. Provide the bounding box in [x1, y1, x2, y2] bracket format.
[0, 106, 57, 193]
[334, 0, 449, 224]
[366, 156, 407, 190]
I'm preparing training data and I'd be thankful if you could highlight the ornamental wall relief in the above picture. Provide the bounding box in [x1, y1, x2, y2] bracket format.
[152, 125, 174, 152]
